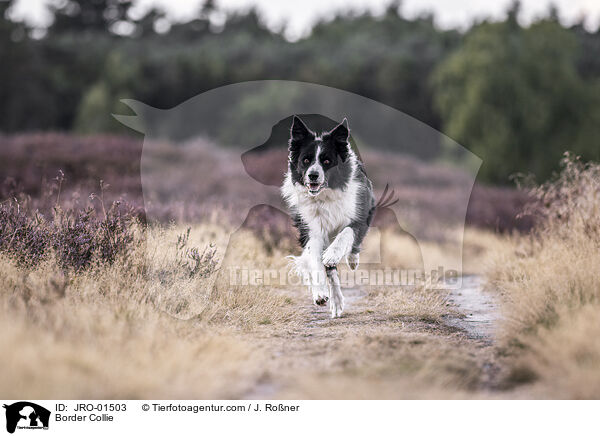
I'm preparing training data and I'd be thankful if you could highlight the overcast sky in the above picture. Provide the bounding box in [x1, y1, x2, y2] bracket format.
[10, 0, 600, 39]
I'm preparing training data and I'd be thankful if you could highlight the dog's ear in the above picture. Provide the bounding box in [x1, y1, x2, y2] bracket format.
[289, 115, 312, 164]
[327, 118, 350, 162]
[290, 115, 311, 142]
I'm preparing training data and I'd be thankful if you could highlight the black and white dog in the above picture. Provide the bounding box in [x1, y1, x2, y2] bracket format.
[281, 116, 375, 318]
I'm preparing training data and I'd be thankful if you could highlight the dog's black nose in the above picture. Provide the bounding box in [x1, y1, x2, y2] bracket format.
[308, 173, 319, 181]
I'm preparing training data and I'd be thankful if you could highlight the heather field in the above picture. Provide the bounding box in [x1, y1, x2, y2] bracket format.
[0, 133, 533, 232]
[1, 134, 599, 399]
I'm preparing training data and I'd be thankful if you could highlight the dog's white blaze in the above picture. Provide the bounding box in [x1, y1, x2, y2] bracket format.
[304, 145, 324, 185]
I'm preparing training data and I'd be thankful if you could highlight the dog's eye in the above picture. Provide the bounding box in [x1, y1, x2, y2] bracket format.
[323, 159, 330, 165]
[303, 158, 310, 164]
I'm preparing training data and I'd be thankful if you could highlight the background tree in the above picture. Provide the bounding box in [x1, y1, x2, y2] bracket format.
[48, 0, 133, 35]
[432, 3, 600, 182]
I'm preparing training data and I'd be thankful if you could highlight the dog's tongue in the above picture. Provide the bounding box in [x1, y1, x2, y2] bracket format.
[309, 183, 320, 190]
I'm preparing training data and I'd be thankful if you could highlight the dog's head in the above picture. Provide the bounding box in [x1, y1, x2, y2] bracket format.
[288, 116, 354, 196]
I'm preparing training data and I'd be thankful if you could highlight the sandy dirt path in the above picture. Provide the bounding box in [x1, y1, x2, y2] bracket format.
[240, 276, 502, 399]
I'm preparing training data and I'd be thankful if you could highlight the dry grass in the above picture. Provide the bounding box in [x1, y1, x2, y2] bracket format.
[487, 155, 600, 398]
[359, 225, 510, 275]
[367, 284, 451, 322]
[0, 217, 506, 399]
[144, 223, 296, 327]
[0, 222, 299, 398]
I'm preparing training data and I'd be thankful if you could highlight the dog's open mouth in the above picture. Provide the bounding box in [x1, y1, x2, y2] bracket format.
[306, 182, 322, 194]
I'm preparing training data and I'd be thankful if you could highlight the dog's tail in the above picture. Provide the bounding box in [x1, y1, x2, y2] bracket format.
[375, 184, 399, 209]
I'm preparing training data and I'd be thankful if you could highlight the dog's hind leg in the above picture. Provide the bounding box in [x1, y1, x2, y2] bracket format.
[325, 266, 344, 318]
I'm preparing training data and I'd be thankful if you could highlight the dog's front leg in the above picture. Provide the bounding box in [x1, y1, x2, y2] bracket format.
[322, 227, 354, 267]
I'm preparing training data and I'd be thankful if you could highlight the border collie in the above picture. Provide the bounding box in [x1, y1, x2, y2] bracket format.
[281, 116, 375, 318]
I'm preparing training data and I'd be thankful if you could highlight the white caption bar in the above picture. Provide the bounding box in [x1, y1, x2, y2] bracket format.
[1, 400, 598, 435]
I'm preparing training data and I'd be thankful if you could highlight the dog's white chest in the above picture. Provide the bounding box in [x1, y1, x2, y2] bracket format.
[294, 181, 358, 239]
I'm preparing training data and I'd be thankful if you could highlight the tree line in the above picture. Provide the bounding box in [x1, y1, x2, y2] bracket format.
[1, 0, 599, 183]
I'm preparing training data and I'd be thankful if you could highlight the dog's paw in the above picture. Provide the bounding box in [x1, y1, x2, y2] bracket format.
[311, 285, 329, 306]
[347, 252, 359, 270]
[322, 243, 345, 268]
[315, 296, 329, 306]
